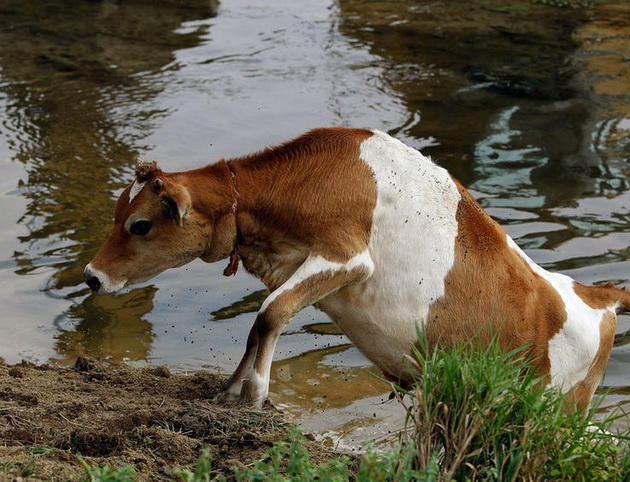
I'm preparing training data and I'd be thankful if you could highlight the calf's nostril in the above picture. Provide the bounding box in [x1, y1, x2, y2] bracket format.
[85, 274, 102, 292]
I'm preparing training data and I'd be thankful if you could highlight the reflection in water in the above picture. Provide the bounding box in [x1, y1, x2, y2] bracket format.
[210, 289, 267, 321]
[0, 0, 217, 361]
[273, 344, 381, 407]
[271, 343, 404, 449]
[52, 287, 158, 365]
[337, 0, 585, 175]
[1, 0, 217, 289]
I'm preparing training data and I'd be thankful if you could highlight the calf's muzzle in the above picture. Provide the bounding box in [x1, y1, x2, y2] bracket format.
[84, 266, 102, 292]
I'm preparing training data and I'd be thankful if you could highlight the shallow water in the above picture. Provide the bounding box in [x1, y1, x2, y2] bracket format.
[0, 0, 629, 446]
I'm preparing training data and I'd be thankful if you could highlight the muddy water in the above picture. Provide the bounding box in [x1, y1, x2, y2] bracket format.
[1, 0, 629, 447]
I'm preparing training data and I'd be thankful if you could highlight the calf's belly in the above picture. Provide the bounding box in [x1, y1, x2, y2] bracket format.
[316, 284, 425, 381]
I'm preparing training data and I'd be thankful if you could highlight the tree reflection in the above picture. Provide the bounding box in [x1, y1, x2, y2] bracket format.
[209, 289, 267, 321]
[271, 344, 388, 411]
[335, 0, 627, 208]
[0, 0, 217, 362]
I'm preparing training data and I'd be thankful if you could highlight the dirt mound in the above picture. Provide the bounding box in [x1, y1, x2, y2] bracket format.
[0, 358, 332, 480]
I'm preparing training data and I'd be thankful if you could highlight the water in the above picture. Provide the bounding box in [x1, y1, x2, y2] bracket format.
[1, 0, 629, 445]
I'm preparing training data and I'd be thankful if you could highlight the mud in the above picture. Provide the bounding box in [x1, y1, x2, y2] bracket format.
[0, 359, 337, 480]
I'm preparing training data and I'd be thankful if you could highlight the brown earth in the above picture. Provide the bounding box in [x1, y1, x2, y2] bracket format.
[0, 359, 338, 481]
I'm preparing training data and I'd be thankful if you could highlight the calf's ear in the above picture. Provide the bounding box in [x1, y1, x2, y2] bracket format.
[160, 184, 192, 226]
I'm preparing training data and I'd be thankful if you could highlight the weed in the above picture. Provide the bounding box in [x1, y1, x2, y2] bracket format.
[25, 444, 57, 456]
[172, 449, 212, 482]
[0, 458, 37, 478]
[234, 427, 351, 482]
[78, 454, 136, 482]
[396, 333, 630, 480]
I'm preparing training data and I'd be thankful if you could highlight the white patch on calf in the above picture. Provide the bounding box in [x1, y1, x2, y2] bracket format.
[506, 236, 603, 392]
[260, 250, 375, 313]
[248, 371, 270, 402]
[317, 130, 461, 376]
[128, 180, 146, 203]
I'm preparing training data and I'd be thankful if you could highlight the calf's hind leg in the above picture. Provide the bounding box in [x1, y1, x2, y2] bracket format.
[562, 312, 616, 411]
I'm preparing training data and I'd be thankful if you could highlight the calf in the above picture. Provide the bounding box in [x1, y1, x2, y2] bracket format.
[84, 127, 629, 409]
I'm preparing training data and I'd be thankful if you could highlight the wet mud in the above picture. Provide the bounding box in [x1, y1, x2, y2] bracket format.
[0, 358, 337, 480]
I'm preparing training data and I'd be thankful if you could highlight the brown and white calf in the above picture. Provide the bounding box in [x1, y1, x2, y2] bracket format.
[84, 127, 629, 409]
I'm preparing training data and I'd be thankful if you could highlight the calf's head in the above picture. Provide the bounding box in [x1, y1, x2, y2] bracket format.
[84, 161, 226, 294]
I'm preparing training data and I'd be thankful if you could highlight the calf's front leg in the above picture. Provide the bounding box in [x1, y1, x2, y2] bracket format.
[214, 252, 374, 408]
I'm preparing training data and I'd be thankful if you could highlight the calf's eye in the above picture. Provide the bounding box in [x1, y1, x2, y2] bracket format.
[130, 220, 152, 236]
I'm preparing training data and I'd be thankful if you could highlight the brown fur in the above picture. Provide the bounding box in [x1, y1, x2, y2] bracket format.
[90, 162, 235, 288]
[226, 127, 376, 289]
[91, 128, 376, 290]
[574, 281, 630, 311]
[425, 180, 566, 377]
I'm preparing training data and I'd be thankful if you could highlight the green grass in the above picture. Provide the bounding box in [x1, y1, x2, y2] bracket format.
[397, 334, 630, 480]
[0, 459, 38, 479]
[219, 335, 628, 481]
[79, 455, 136, 482]
[172, 449, 212, 482]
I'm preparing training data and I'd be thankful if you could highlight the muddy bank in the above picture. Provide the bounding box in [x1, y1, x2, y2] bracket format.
[0, 359, 338, 481]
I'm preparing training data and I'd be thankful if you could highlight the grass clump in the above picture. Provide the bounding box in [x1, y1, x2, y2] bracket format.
[0, 459, 38, 479]
[78, 455, 136, 482]
[172, 449, 212, 482]
[233, 427, 352, 482]
[396, 334, 630, 480]
[171, 428, 351, 481]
